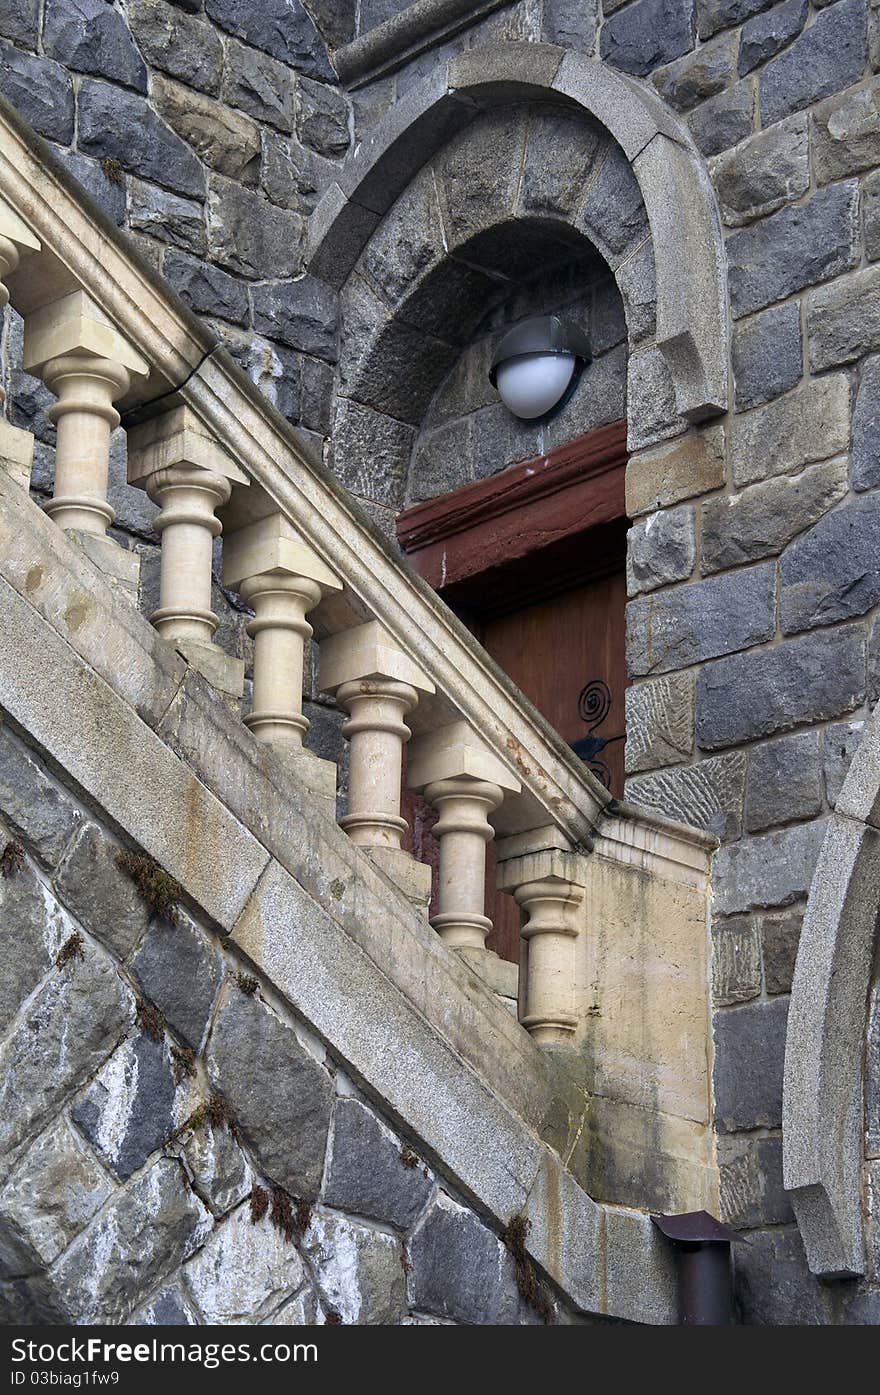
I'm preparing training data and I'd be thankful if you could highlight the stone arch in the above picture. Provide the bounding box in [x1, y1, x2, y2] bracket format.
[308, 41, 731, 428]
[783, 704, 880, 1277]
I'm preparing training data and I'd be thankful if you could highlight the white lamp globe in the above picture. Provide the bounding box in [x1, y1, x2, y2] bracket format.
[495, 351, 577, 420]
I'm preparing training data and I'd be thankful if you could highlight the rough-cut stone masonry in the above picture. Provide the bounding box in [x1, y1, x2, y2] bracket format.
[0, 718, 574, 1326]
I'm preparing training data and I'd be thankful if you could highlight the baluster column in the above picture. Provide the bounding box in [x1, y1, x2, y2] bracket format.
[0, 199, 39, 491]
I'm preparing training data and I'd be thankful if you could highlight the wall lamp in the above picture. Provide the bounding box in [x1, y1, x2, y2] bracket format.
[489, 314, 592, 421]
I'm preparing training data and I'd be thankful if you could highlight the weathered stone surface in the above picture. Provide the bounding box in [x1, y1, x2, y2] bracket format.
[0, 0, 38, 46]
[0, 1117, 112, 1278]
[0, 946, 133, 1181]
[520, 110, 605, 218]
[697, 626, 865, 749]
[409, 1192, 532, 1325]
[696, 0, 773, 39]
[734, 1226, 831, 1324]
[204, 0, 334, 78]
[714, 997, 789, 1130]
[761, 0, 868, 126]
[0, 723, 80, 868]
[180, 1120, 250, 1217]
[44, 0, 148, 92]
[600, 0, 695, 76]
[616, 241, 657, 346]
[626, 426, 725, 514]
[435, 107, 527, 250]
[331, 399, 415, 509]
[298, 77, 350, 159]
[220, 39, 297, 133]
[263, 1288, 319, 1324]
[52, 148, 126, 227]
[207, 990, 332, 1198]
[807, 265, 880, 370]
[823, 718, 866, 805]
[627, 750, 746, 840]
[129, 0, 223, 96]
[702, 456, 848, 573]
[128, 180, 206, 256]
[732, 301, 803, 410]
[745, 730, 822, 834]
[303, 1211, 406, 1324]
[812, 76, 880, 183]
[0, 44, 74, 144]
[184, 1203, 304, 1323]
[729, 374, 850, 487]
[760, 907, 803, 993]
[545, 341, 628, 448]
[152, 75, 260, 184]
[164, 250, 249, 325]
[712, 916, 762, 1006]
[625, 672, 694, 773]
[50, 1158, 211, 1323]
[866, 169, 880, 261]
[626, 346, 686, 450]
[626, 505, 695, 596]
[542, 0, 600, 45]
[0, 856, 68, 1035]
[626, 564, 775, 676]
[718, 1135, 793, 1227]
[711, 817, 829, 915]
[652, 31, 738, 110]
[739, 0, 809, 74]
[131, 916, 221, 1051]
[54, 824, 151, 960]
[207, 179, 304, 279]
[687, 80, 755, 158]
[580, 147, 649, 265]
[780, 493, 880, 632]
[726, 180, 859, 318]
[299, 356, 334, 436]
[130, 1282, 198, 1325]
[714, 116, 810, 228]
[868, 985, 880, 1154]
[844, 1290, 880, 1323]
[251, 276, 338, 360]
[261, 135, 334, 214]
[71, 1032, 178, 1181]
[78, 79, 205, 198]
[324, 1099, 434, 1230]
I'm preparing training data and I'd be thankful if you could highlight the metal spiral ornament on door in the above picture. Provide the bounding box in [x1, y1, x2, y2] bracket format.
[570, 678, 625, 789]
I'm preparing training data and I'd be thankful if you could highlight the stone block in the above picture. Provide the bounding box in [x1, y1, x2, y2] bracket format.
[615, 241, 657, 347]
[739, 0, 809, 74]
[780, 493, 880, 633]
[71, 1032, 179, 1182]
[0, 855, 66, 1036]
[718, 1134, 794, 1227]
[626, 425, 725, 514]
[687, 80, 755, 158]
[0, 1117, 112, 1278]
[178, 1118, 251, 1218]
[712, 915, 762, 1006]
[300, 356, 334, 435]
[0, 722, 81, 868]
[807, 265, 880, 370]
[408, 1192, 534, 1325]
[624, 672, 694, 773]
[865, 170, 880, 264]
[0, 945, 133, 1181]
[409, 419, 472, 501]
[128, 0, 223, 96]
[207, 179, 304, 279]
[43, 0, 148, 92]
[251, 276, 338, 360]
[219, 39, 296, 133]
[626, 346, 686, 451]
[652, 31, 738, 111]
[0, 0, 39, 46]
[626, 563, 775, 676]
[520, 109, 606, 218]
[435, 107, 527, 250]
[77, 79, 205, 199]
[626, 505, 696, 596]
[204, 0, 334, 79]
[734, 1226, 831, 1324]
[54, 822, 152, 960]
[542, 0, 600, 46]
[0, 43, 74, 145]
[323, 1098, 434, 1230]
[760, 907, 803, 994]
[127, 180, 206, 256]
[261, 135, 334, 214]
[713, 997, 789, 1130]
[696, 0, 774, 39]
[599, 0, 695, 76]
[714, 116, 810, 228]
[130, 1283, 198, 1325]
[711, 817, 829, 915]
[303, 1210, 406, 1325]
[52, 148, 126, 227]
[131, 914, 221, 1050]
[726, 180, 859, 318]
[868, 986, 880, 1154]
[697, 625, 865, 749]
[298, 77, 350, 159]
[330, 399, 415, 509]
[152, 74, 261, 184]
[760, 0, 868, 126]
[745, 730, 822, 834]
[729, 373, 850, 487]
[823, 718, 866, 805]
[626, 750, 747, 840]
[603, 1207, 678, 1325]
[812, 76, 880, 183]
[579, 145, 649, 267]
[262, 1288, 318, 1324]
[732, 301, 803, 410]
[164, 251, 249, 326]
[702, 456, 848, 573]
[48, 1158, 211, 1323]
[184, 1202, 304, 1323]
[206, 989, 333, 1198]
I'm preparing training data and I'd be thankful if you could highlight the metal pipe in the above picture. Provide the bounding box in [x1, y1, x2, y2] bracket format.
[652, 1210, 743, 1325]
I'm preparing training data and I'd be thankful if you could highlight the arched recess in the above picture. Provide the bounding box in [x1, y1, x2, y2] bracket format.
[307, 41, 731, 426]
[783, 704, 880, 1277]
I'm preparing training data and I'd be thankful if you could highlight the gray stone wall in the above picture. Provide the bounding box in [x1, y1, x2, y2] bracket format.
[0, 714, 572, 1325]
